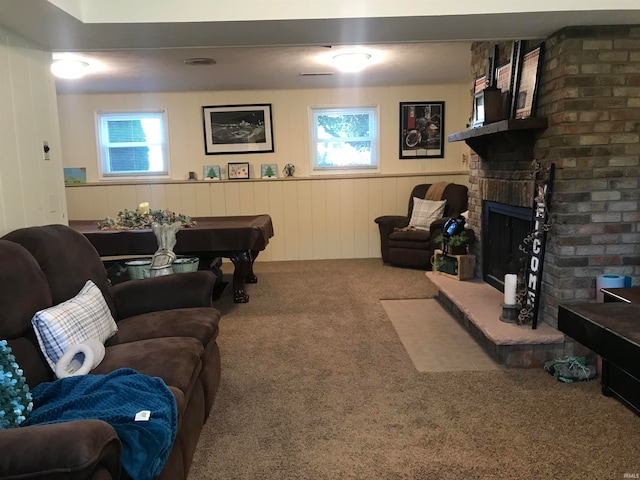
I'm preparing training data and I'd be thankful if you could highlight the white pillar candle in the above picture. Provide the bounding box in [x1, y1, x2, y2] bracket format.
[139, 202, 150, 215]
[504, 274, 517, 305]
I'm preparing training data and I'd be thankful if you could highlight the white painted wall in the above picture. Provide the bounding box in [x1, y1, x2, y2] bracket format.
[0, 27, 67, 236]
[56, 83, 471, 182]
[66, 173, 469, 262]
[0, 26, 471, 260]
[58, 84, 472, 261]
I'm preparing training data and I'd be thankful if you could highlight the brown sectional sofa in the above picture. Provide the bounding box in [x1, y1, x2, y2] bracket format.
[0, 224, 222, 480]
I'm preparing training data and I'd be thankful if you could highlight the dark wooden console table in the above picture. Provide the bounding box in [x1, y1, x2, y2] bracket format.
[602, 287, 640, 304]
[558, 302, 640, 414]
[69, 215, 274, 303]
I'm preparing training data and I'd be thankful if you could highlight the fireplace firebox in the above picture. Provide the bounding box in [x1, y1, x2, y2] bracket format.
[482, 201, 532, 291]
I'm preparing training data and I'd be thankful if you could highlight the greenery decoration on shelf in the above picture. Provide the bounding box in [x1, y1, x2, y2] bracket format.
[434, 231, 469, 247]
[448, 231, 469, 247]
[0, 339, 33, 429]
[98, 208, 197, 230]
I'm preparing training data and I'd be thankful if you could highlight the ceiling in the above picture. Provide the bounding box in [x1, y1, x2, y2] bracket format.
[1, 2, 640, 94]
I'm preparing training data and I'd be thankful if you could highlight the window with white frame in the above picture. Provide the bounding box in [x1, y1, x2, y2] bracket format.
[310, 106, 379, 173]
[96, 110, 169, 178]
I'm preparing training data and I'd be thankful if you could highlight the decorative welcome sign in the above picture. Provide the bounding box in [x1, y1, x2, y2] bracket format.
[522, 162, 555, 329]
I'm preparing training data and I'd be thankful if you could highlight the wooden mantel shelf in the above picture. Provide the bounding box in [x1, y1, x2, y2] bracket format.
[447, 118, 548, 159]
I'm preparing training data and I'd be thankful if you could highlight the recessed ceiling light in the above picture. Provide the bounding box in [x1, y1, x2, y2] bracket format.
[184, 57, 217, 66]
[332, 52, 372, 73]
[51, 59, 90, 79]
[299, 72, 335, 77]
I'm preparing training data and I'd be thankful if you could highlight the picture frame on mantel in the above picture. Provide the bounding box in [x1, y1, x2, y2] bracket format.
[495, 62, 513, 119]
[399, 101, 445, 159]
[202, 104, 274, 155]
[514, 43, 545, 119]
[474, 74, 488, 94]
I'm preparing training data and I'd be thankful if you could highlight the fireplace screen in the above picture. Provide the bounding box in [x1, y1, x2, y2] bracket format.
[482, 201, 532, 291]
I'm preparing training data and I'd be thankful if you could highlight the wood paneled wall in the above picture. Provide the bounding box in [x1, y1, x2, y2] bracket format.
[66, 173, 469, 261]
[0, 28, 67, 236]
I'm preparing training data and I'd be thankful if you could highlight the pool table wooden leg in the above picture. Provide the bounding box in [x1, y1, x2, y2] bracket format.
[230, 251, 251, 303]
[245, 250, 259, 283]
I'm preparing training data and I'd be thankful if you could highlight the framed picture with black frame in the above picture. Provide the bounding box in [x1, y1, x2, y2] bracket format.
[508, 40, 524, 119]
[399, 101, 445, 159]
[495, 61, 513, 119]
[202, 104, 274, 155]
[513, 43, 545, 119]
[227, 162, 250, 179]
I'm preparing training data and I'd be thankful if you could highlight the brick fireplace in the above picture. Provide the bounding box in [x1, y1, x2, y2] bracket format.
[465, 27, 640, 329]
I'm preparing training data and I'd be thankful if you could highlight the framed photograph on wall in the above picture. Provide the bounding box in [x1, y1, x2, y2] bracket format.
[202, 104, 274, 155]
[514, 44, 545, 119]
[399, 101, 445, 159]
[228, 162, 250, 179]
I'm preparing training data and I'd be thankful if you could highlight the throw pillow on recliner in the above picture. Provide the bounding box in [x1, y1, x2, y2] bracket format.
[408, 198, 446, 230]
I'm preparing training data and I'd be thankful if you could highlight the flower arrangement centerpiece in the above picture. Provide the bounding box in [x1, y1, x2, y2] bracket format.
[98, 207, 197, 230]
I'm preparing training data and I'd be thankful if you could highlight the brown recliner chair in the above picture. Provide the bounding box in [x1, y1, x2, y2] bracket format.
[374, 183, 470, 269]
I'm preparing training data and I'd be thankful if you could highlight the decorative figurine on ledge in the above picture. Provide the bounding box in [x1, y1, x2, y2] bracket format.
[283, 163, 295, 178]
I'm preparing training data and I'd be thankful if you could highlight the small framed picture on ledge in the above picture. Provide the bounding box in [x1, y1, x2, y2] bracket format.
[203, 165, 221, 180]
[261, 164, 278, 179]
[514, 43, 544, 119]
[228, 162, 250, 179]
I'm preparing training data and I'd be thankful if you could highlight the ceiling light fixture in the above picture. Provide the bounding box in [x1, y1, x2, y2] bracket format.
[50, 59, 90, 79]
[184, 57, 217, 66]
[332, 52, 372, 73]
[299, 72, 335, 77]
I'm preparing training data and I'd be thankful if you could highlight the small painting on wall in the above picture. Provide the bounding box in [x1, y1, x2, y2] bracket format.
[63, 167, 87, 185]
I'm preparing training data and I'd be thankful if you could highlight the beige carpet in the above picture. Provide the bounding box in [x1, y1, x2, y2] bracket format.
[188, 259, 640, 480]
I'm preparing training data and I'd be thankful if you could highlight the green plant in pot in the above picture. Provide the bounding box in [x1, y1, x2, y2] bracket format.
[436, 231, 469, 255]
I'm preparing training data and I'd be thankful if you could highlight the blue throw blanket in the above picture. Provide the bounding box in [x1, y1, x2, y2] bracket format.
[22, 368, 177, 480]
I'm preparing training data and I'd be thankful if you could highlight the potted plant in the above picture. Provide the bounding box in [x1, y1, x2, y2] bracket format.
[435, 231, 470, 255]
[447, 231, 469, 255]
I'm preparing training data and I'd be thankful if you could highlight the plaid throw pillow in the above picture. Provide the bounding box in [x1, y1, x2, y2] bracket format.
[409, 197, 446, 230]
[32, 280, 117, 371]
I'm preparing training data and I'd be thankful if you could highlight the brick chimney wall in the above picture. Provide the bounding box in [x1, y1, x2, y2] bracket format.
[468, 26, 640, 328]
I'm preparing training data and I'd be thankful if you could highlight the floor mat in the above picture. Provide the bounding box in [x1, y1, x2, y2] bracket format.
[381, 298, 503, 372]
